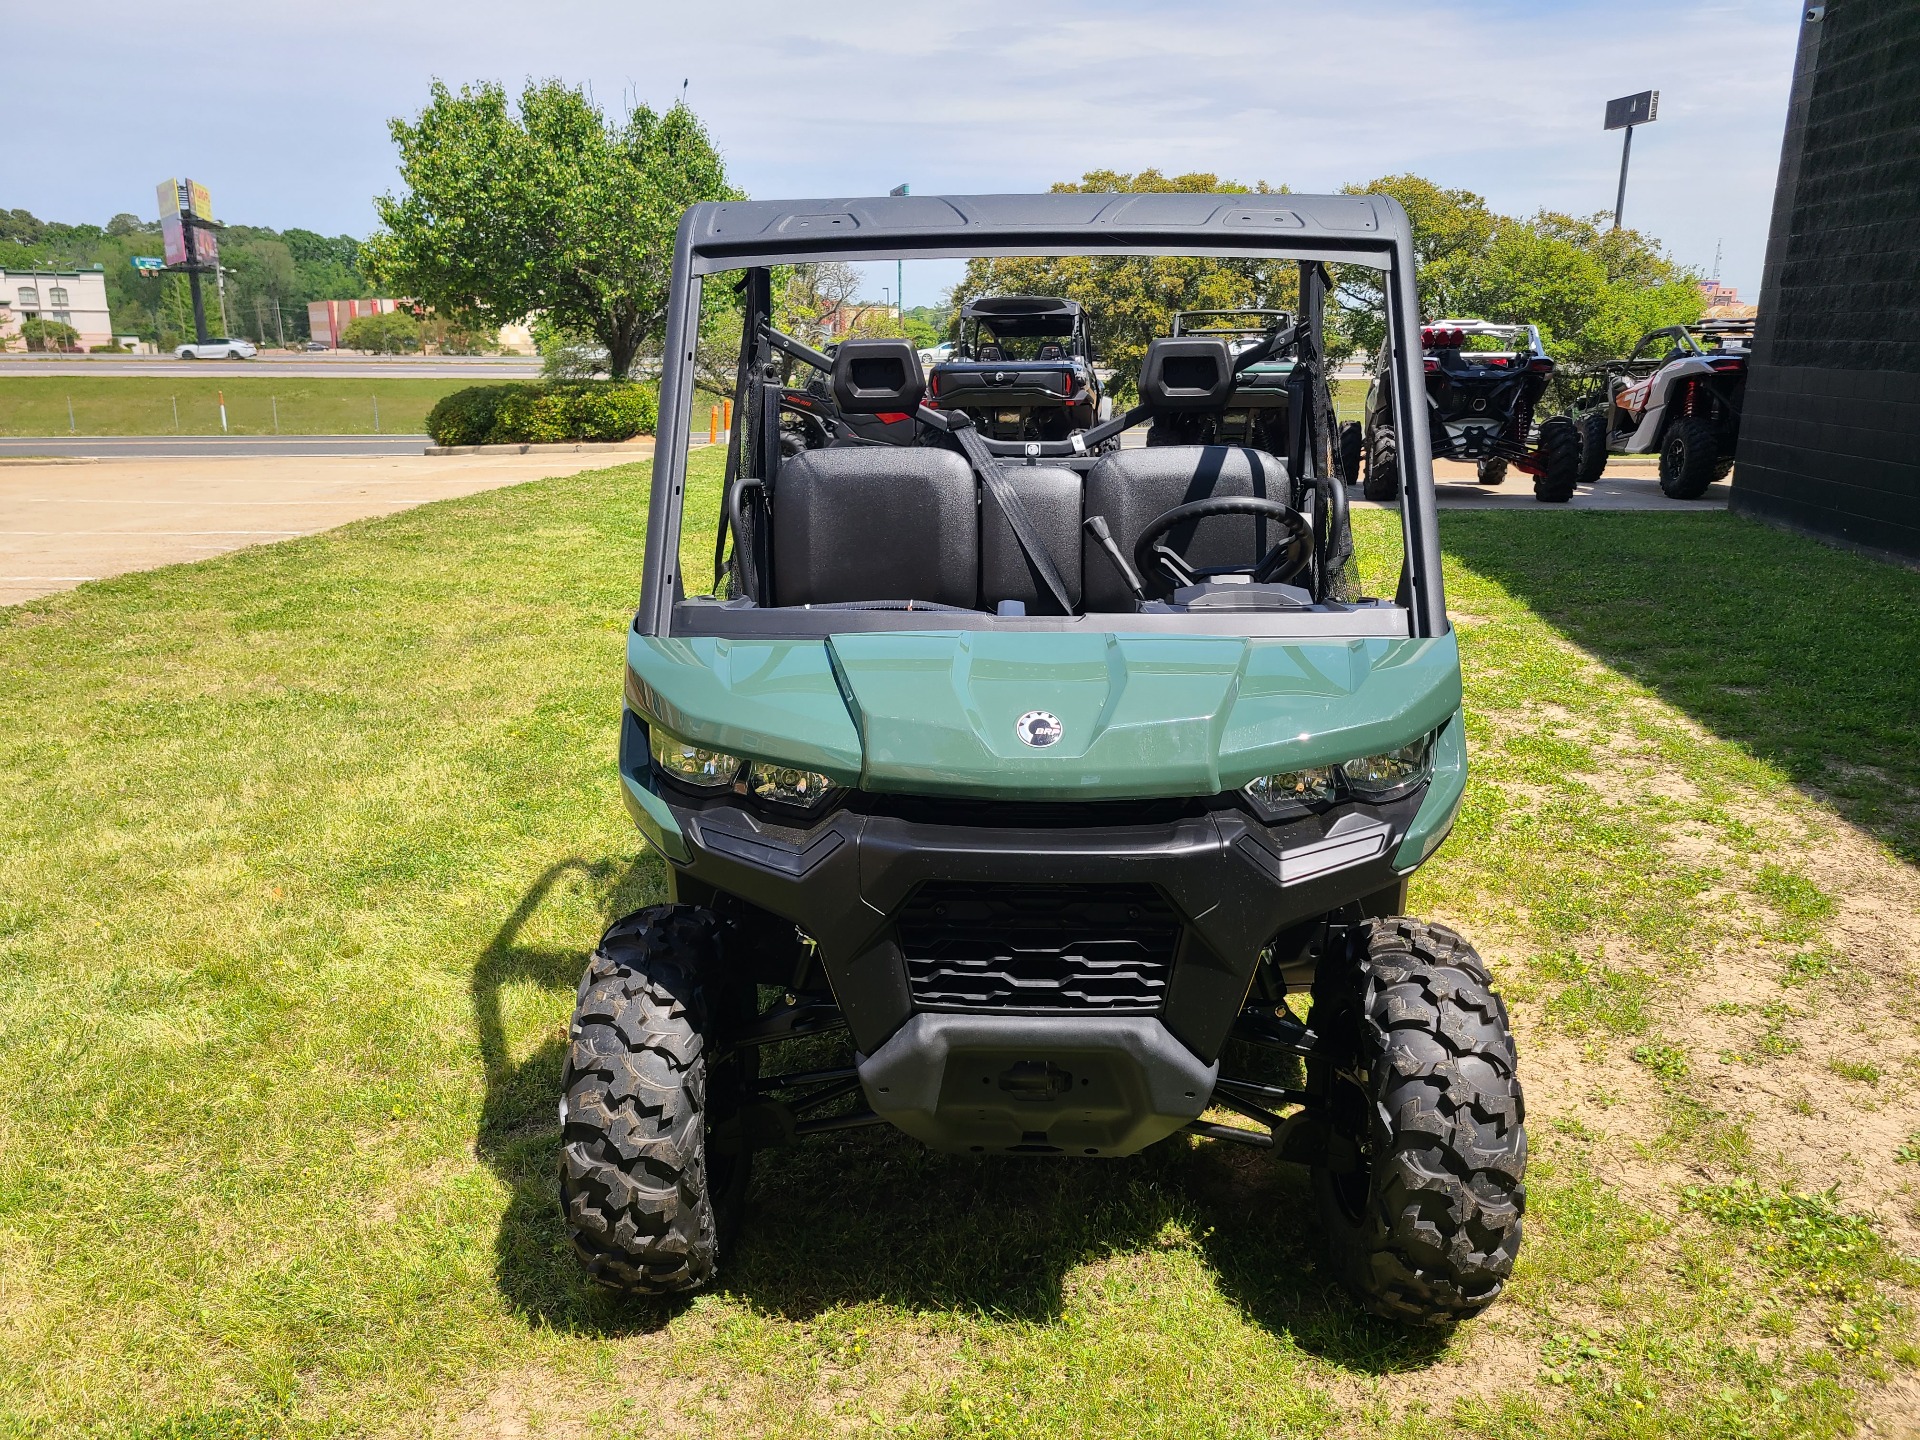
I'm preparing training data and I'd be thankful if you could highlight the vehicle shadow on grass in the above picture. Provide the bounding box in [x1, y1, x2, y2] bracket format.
[473, 863, 1448, 1372]
[1437, 510, 1920, 865]
[471, 853, 679, 1336]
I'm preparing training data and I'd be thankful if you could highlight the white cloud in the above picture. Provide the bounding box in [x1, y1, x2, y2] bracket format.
[2, 0, 1798, 295]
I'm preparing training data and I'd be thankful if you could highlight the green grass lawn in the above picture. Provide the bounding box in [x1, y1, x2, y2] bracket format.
[0, 376, 479, 436]
[2, 451, 1917, 1437]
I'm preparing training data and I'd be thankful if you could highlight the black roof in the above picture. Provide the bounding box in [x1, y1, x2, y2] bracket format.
[675, 192, 1410, 274]
[959, 295, 1082, 334]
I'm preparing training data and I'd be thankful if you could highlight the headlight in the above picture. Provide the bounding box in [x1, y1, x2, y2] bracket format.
[747, 762, 840, 811]
[1242, 733, 1436, 812]
[1244, 767, 1338, 811]
[649, 726, 741, 789]
[1340, 735, 1433, 801]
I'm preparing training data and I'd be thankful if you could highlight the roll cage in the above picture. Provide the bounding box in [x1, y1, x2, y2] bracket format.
[955, 295, 1092, 363]
[638, 192, 1442, 641]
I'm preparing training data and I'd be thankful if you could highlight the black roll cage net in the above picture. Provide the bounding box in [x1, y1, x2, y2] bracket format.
[712, 261, 1355, 614]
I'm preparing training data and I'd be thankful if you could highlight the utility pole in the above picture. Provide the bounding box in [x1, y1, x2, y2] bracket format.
[1604, 90, 1659, 230]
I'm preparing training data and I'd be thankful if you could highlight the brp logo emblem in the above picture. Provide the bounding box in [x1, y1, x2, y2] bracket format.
[1016, 710, 1063, 748]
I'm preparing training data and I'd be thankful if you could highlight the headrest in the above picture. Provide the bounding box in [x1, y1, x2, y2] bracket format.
[1138, 338, 1233, 411]
[831, 339, 925, 415]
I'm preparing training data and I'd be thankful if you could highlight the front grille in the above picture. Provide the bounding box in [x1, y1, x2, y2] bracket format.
[898, 882, 1180, 1012]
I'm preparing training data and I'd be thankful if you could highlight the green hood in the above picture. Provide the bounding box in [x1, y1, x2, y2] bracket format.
[626, 630, 1460, 802]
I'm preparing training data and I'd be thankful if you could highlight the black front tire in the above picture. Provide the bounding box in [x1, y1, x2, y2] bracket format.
[1338, 421, 1364, 486]
[1659, 417, 1721, 499]
[1576, 409, 1609, 484]
[1531, 416, 1580, 503]
[1311, 918, 1526, 1325]
[1475, 458, 1508, 486]
[559, 905, 752, 1294]
[1362, 425, 1400, 501]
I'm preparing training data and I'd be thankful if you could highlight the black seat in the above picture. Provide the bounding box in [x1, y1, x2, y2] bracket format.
[1081, 446, 1291, 611]
[976, 343, 1004, 361]
[981, 465, 1083, 612]
[772, 448, 979, 609]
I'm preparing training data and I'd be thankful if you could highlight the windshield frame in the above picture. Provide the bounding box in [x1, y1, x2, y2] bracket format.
[638, 193, 1444, 643]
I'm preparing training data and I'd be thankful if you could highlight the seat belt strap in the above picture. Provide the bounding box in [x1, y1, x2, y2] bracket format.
[947, 419, 1076, 616]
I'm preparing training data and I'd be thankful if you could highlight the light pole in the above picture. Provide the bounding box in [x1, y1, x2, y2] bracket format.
[1605, 90, 1659, 229]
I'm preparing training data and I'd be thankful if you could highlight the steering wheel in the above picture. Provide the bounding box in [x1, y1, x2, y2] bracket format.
[1131, 495, 1312, 592]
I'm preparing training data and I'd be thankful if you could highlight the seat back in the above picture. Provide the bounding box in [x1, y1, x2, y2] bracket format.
[980, 465, 1083, 612]
[772, 448, 978, 609]
[1081, 446, 1290, 611]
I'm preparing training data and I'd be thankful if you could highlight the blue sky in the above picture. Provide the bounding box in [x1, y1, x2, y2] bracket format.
[4, 1, 1800, 300]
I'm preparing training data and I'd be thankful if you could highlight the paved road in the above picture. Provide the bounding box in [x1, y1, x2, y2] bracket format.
[1366, 458, 1728, 511]
[0, 443, 652, 607]
[0, 355, 541, 379]
[0, 434, 432, 458]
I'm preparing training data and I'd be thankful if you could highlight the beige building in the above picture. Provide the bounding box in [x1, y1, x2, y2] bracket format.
[0, 267, 115, 350]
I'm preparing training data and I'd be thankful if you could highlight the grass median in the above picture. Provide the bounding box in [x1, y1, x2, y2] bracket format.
[0, 375, 478, 436]
[2, 451, 1916, 1437]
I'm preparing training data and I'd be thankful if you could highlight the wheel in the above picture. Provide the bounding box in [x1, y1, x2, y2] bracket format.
[559, 904, 753, 1294]
[1475, 458, 1507, 486]
[1361, 425, 1400, 501]
[1658, 417, 1720, 499]
[1310, 917, 1526, 1324]
[1576, 409, 1609, 484]
[228, 350, 244, 360]
[1531, 416, 1580, 503]
[1338, 421, 1364, 486]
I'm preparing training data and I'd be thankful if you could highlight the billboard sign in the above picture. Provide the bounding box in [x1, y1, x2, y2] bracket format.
[161, 214, 188, 266]
[1605, 90, 1659, 130]
[187, 179, 213, 223]
[157, 178, 182, 216]
[195, 227, 218, 267]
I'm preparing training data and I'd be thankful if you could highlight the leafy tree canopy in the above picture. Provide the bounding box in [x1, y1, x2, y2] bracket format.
[948, 169, 1702, 394]
[1338, 174, 1703, 367]
[950, 170, 1300, 396]
[365, 79, 740, 380]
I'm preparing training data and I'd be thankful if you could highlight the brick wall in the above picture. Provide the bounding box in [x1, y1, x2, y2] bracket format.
[1731, 0, 1920, 562]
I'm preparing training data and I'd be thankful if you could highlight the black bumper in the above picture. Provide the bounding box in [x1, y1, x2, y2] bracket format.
[627, 725, 1422, 1068]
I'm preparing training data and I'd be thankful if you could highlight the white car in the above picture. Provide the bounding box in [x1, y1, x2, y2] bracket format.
[176, 337, 257, 360]
[917, 340, 959, 366]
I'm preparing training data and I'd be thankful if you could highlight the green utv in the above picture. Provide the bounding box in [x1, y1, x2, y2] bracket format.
[562, 193, 1524, 1324]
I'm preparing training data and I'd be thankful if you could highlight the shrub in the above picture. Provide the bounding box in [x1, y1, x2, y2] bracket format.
[20, 317, 80, 352]
[340, 311, 422, 354]
[425, 381, 657, 446]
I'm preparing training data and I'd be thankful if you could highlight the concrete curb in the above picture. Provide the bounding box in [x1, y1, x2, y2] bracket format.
[424, 439, 656, 456]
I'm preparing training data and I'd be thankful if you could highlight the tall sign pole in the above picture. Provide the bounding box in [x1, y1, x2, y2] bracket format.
[1605, 90, 1659, 230]
[157, 176, 222, 343]
[889, 184, 909, 317]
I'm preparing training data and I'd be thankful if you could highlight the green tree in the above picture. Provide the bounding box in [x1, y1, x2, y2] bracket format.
[1337, 175, 1702, 368]
[339, 310, 422, 354]
[949, 169, 1298, 396]
[365, 79, 739, 380]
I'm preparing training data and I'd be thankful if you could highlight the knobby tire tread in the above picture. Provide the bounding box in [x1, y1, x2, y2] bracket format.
[1312, 918, 1527, 1324]
[1531, 417, 1580, 503]
[559, 905, 734, 1294]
